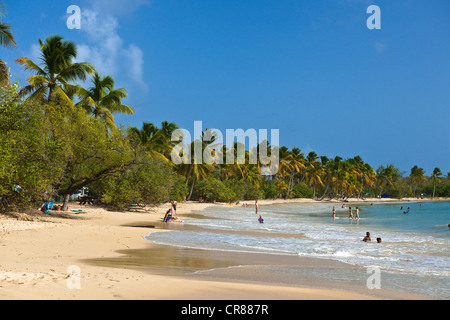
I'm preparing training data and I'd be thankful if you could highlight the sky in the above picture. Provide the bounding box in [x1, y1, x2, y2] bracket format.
[1, 0, 449, 175]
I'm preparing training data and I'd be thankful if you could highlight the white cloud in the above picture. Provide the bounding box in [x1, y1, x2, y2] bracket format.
[123, 44, 147, 90]
[74, 7, 148, 91]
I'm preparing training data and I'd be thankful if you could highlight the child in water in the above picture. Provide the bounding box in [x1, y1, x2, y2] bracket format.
[258, 215, 264, 223]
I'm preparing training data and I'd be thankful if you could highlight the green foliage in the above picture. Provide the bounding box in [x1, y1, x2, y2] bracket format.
[45, 102, 134, 198]
[262, 180, 280, 199]
[291, 183, 314, 198]
[0, 82, 58, 211]
[90, 157, 176, 210]
[192, 178, 237, 202]
[169, 174, 188, 202]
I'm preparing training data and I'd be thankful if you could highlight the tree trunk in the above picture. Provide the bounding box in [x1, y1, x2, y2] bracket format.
[185, 164, 194, 185]
[432, 180, 436, 198]
[320, 184, 329, 200]
[187, 178, 195, 201]
[285, 171, 294, 200]
[62, 194, 71, 211]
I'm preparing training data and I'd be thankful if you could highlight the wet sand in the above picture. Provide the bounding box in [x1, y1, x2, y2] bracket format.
[86, 215, 429, 300]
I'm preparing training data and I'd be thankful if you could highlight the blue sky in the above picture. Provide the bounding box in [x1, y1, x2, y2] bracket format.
[2, 0, 449, 175]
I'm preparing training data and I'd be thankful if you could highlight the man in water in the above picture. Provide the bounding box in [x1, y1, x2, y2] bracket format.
[362, 232, 371, 242]
[332, 206, 336, 219]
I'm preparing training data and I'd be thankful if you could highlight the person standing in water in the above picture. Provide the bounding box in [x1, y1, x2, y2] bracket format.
[348, 207, 354, 221]
[355, 207, 360, 221]
[332, 206, 336, 219]
[255, 200, 259, 214]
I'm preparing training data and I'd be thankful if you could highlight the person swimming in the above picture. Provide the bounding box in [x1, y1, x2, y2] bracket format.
[362, 232, 371, 242]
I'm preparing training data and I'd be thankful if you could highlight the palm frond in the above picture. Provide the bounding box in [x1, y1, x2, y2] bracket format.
[0, 23, 16, 47]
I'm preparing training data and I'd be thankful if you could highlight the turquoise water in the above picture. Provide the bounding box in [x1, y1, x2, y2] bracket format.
[145, 201, 450, 299]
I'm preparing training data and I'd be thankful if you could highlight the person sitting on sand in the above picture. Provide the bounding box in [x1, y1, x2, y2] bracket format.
[41, 201, 53, 215]
[163, 208, 173, 222]
[362, 232, 371, 242]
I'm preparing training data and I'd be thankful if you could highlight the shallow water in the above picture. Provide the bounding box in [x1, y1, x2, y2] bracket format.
[145, 200, 450, 299]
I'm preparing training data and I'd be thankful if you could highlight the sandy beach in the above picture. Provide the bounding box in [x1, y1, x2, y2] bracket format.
[0, 198, 436, 300]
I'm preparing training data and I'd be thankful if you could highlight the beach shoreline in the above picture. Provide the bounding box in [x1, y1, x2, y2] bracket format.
[0, 197, 441, 300]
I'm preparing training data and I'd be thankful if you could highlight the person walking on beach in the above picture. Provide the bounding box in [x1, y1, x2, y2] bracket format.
[348, 207, 353, 221]
[332, 206, 336, 219]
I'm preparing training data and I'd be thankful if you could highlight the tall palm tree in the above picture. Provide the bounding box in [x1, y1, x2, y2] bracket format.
[284, 147, 305, 199]
[77, 72, 134, 128]
[0, 3, 17, 83]
[177, 139, 213, 200]
[409, 165, 426, 197]
[305, 161, 324, 198]
[16, 35, 95, 105]
[431, 167, 442, 198]
[376, 164, 401, 197]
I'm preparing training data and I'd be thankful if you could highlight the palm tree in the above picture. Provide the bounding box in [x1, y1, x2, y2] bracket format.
[178, 140, 213, 200]
[77, 72, 134, 128]
[284, 147, 305, 199]
[360, 162, 376, 198]
[409, 165, 426, 197]
[16, 35, 95, 104]
[304, 151, 323, 198]
[129, 121, 179, 162]
[376, 164, 401, 197]
[0, 3, 17, 83]
[431, 167, 442, 198]
[305, 161, 324, 198]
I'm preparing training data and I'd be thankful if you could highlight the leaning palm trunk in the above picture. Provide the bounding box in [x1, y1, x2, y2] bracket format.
[285, 170, 295, 199]
[320, 184, 329, 200]
[187, 178, 195, 201]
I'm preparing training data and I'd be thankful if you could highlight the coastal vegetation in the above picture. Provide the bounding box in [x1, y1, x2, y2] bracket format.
[1, 29, 449, 212]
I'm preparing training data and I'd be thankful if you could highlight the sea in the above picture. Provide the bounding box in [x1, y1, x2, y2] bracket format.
[144, 200, 450, 299]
